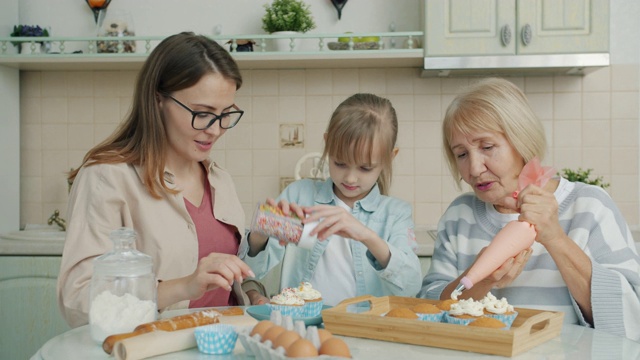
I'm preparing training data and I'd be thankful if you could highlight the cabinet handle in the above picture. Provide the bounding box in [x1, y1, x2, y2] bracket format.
[500, 25, 512, 46]
[521, 24, 532, 46]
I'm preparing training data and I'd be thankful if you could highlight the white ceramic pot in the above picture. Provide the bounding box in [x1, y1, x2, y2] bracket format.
[20, 42, 42, 54]
[270, 31, 299, 52]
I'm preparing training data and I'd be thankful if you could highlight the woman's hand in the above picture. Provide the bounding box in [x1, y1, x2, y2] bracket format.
[480, 248, 532, 289]
[516, 184, 565, 246]
[185, 253, 255, 301]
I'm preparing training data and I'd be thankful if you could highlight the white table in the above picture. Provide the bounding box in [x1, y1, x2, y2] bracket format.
[32, 312, 640, 360]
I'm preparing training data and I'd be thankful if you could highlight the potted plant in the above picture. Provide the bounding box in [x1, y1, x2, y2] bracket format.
[262, 0, 316, 51]
[10, 25, 50, 54]
[558, 168, 610, 189]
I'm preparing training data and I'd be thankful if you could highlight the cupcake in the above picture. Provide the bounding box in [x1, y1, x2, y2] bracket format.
[384, 308, 419, 319]
[268, 288, 304, 317]
[194, 324, 238, 355]
[436, 299, 458, 312]
[411, 303, 444, 322]
[293, 282, 323, 317]
[444, 298, 484, 325]
[468, 316, 507, 329]
[480, 292, 518, 329]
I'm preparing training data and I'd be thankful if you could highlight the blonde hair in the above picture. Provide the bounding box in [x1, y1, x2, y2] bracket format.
[68, 32, 242, 198]
[442, 78, 547, 188]
[320, 93, 398, 195]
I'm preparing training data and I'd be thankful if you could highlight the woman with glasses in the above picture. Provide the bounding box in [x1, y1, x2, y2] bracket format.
[57, 32, 268, 328]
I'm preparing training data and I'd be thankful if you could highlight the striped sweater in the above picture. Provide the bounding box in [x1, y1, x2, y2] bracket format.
[419, 178, 640, 340]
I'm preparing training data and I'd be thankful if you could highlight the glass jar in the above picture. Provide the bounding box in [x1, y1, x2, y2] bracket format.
[97, 9, 136, 53]
[89, 227, 157, 343]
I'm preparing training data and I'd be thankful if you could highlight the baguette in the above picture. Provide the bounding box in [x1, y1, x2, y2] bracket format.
[102, 310, 220, 354]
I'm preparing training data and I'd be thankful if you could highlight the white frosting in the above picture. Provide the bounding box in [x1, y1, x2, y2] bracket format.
[480, 292, 514, 314]
[294, 282, 322, 301]
[451, 288, 462, 301]
[448, 298, 485, 317]
[270, 288, 305, 305]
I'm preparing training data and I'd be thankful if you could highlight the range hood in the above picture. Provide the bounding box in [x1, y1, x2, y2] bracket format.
[422, 53, 609, 77]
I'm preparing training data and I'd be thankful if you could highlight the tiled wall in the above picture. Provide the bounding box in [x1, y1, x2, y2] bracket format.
[20, 64, 640, 229]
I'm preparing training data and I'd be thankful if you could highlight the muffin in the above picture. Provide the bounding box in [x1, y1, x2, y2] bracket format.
[268, 288, 304, 317]
[436, 299, 458, 312]
[468, 316, 507, 329]
[293, 282, 323, 317]
[411, 303, 444, 322]
[444, 298, 484, 325]
[385, 308, 419, 319]
[480, 292, 518, 329]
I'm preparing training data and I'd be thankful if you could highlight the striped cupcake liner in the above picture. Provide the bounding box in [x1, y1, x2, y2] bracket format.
[194, 324, 238, 355]
[417, 311, 444, 322]
[443, 313, 476, 325]
[485, 311, 518, 329]
[267, 303, 303, 317]
[302, 299, 324, 317]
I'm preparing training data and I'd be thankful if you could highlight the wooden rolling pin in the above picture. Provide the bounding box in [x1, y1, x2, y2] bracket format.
[102, 307, 244, 354]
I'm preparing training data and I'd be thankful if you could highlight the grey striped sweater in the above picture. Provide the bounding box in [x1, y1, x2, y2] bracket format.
[419, 178, 640, 340]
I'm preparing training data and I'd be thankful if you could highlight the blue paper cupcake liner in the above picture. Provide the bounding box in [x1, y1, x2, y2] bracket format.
[267, 303, 303, 317]
[417, 311, 444, 322]
[302, 299, 324, 317]
[485, 311, 518, 329]
[443, 313, 476, 325]
[194, 324, 238, 355]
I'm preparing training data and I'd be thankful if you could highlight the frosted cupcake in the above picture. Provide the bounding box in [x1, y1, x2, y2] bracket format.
[480, 292, 518, 329]
[444, 298, 484, 325]
[411, 303, 444, 322]
[268, 288, 304, 317]
[294, 282, 323, 317]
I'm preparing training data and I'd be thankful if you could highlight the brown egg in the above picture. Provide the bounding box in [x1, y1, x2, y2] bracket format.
[287, 338, 319, 358]
[319, 337, 352, 358]
[317, 328, 333, 344]
[250, 320, 275, 338]
[272, 330, 301, 351]
[261, 325, 286, 344]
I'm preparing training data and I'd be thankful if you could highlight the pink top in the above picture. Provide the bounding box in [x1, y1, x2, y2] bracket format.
[185, 175, 240, 308]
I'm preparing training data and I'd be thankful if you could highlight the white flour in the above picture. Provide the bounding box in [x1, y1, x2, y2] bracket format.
[89, 290, 156, 343]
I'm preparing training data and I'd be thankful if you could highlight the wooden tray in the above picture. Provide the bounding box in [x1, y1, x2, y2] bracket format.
[321, 295, 564, 357]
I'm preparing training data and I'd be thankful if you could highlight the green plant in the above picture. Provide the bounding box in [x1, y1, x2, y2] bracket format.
[559, 168, 610, 189]
[262, 0, 316, 33]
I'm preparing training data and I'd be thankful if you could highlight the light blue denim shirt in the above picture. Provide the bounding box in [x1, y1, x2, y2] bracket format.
[242, 178, 422, 299]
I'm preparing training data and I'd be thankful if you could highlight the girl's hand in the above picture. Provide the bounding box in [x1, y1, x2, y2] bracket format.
[516, 184, 565, 246]
[303, 204, 376, 243]
[264, 198, 306, 246]
[185, 253, 255, 300]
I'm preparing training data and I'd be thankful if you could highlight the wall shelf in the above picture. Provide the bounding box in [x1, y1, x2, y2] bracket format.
[0, 32, 424, 71]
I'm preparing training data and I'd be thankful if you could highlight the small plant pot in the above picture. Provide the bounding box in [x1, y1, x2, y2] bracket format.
[270, 31, 299, 52]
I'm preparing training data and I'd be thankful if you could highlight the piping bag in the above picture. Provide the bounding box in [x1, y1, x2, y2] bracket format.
[453, 158, 555, 297]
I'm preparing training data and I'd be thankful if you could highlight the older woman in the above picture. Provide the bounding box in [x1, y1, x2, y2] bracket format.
[419, 78, 640, 340]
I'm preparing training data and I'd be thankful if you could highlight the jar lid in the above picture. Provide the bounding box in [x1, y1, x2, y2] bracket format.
[93, 227, 153, 277]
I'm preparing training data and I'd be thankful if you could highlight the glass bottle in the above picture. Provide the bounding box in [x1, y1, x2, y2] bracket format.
[89, 227, 157, 343]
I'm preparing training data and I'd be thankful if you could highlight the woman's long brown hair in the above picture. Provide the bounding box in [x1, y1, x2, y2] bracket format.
[68, 32, 242, 198]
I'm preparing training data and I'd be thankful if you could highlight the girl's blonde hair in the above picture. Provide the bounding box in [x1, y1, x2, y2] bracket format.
[68, 32, 242, 198]
[320, 93, 398, 195]
[442, 78, 547, 188]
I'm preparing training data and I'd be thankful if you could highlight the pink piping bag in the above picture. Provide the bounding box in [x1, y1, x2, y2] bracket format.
[454, 158, 555, 295]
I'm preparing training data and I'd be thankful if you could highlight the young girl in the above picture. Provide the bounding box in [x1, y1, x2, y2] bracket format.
[244, 93, 422, 306]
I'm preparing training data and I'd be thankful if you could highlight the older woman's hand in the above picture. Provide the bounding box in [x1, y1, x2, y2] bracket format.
[516, 184, 566, 246]
[481, 248, 532, 288]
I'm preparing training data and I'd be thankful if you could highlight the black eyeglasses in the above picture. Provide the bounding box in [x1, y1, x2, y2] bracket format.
[164, 94, 244, 130]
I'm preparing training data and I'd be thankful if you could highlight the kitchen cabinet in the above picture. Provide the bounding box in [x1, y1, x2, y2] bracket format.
[425, 0, 609, 56]
[0, 256, 69, 360]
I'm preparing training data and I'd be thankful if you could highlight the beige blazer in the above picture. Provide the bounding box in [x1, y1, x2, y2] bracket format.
[57, 160, 252, 328]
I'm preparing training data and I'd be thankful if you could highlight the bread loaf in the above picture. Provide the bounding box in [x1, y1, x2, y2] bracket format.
[102, 309, 220, 354]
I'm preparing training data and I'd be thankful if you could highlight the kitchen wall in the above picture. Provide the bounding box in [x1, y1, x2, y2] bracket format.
[7, 1, 640, 231]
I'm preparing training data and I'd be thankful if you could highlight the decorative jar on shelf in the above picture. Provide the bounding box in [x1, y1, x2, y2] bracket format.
[97, 9, 136, 53]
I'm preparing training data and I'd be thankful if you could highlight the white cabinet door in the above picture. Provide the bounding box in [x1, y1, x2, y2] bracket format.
[425, 0, 608, 56]
[517, 0, 609, 54]
[426, 0, 516, 56]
